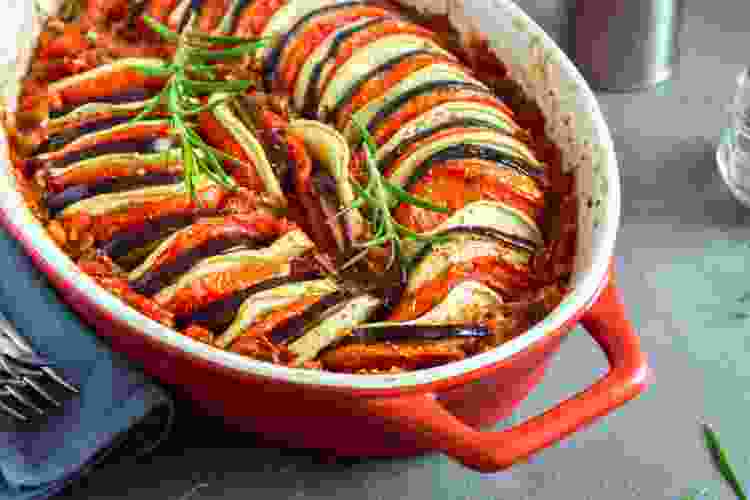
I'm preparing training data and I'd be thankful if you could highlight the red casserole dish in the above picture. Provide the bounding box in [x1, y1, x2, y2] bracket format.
[0, 0, 650, 471]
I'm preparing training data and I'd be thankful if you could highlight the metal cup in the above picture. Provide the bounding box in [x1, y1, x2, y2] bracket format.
[568, 0, 685, 92]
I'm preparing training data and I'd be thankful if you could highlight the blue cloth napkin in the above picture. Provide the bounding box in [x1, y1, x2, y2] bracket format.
[0, 228, 175, 500]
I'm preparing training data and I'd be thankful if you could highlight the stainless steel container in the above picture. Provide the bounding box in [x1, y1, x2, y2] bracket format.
[569, 0, 685, 92]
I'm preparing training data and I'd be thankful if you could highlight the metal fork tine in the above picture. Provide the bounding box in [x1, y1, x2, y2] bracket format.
[42, 367, 79, 394]
[0, 397, 27, 421]
[23, 377, 62, 407]
[6, 386, 45, 415]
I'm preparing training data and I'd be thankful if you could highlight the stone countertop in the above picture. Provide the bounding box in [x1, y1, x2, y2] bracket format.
[60, 0, 750, 498]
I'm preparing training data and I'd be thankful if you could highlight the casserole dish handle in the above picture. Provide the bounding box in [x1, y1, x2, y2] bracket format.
[365, 266, 651, 472]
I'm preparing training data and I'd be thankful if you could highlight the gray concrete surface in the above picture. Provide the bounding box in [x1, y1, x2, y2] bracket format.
[60, 0, 750, 498]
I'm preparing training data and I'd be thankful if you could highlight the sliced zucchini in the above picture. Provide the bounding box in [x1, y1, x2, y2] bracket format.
[210, 94, 287, 205]
[215, 278, 339, 348]
[405, 231, 531, 294]
[255, 0, 354, 63]
[287, 119, 365, 245]
[317, 34, 454, 124]
[293, 17, 387, 113]
[264, 1, 365, 86]
[375, 100, 519, 166]
[387, 128, 544, 190]
[288, 294, 382, 365]
[340, 62, 485, 142]
[154, 229, 315, 305]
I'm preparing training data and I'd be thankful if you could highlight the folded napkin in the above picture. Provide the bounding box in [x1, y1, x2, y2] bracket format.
[0, 228, 175, 500]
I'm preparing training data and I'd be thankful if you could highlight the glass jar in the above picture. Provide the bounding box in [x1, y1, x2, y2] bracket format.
[717, 67, 750, 207]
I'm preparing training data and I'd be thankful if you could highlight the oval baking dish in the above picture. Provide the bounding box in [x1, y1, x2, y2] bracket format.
[0, 0, 650, 471]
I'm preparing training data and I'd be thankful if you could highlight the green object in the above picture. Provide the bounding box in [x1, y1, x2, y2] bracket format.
[703, 422, 748, 500]
[133, 12, 270, 200]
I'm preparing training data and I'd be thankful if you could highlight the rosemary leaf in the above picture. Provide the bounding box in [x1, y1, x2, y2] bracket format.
[679, 487, 709, 500]
[143, 14, 179, 42]
[702, 422, 748, 500]
[189, 32, 262, 44]
[386, 182, 450, 213]
[131, 63, 174, 78]
[191, 39, 270, 61]
[181, 78, 255, 94]
[131, 91, 165, 123]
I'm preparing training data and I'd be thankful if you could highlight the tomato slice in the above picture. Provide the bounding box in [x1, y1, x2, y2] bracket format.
[333, 53, 459, 131]
[47, 154, 179, 193]
[316, 19, 439, 103]
[53, 68, 167, 111]
[144, 0, 181, 25]
[234, 0, 288, 37]
[33, 121, 171, 166]
[394, 159, 543, 234]
[93, 275, 175, 326]
[234, 295, 322, 343]
[197, 109, 263, 191]
[277, 6, 389, 93]
[146, 213, 288, 274]
[84, 184, 226, 244]
[372, 90, 512, 148]
[198, 0, 233, 32]
[389, 255, 533, 322]
[288, 132, 339, 254]
[160, 262, 283, 315]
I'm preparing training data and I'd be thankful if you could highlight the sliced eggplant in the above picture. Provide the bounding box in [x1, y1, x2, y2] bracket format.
[268, 290, 353, 344]
[154, 229, 315, 306]
[287, 294, 382, 366]
[255, 0, 354, 63]
[46, 172, 182, 216]
[46, 100, 157, 139]
[405, 231, 532, 295]
[351, 281, 502, 341]
[401, 200, 543, 260]
[340, 63, 485, 142]
[128, 213, 284, 295]
[174, 274, 306, 332]
[317, 34, 454, 123]
[327, 49, 441, 125]
[102, 211, 216, 260]
[51, 89, 157, 118]
[46, 58, 168, 111]
[44, 150, 182, 193]
[214, 278, 339, 348]
[264, 2, 365, 87]
[28, 120, 174, 171]
[369, 82, 506, 147]
[58, 179, 193, 218]
[387, 128, 544, 191]
[214, 0, 252, 33]
[376, 100, 519, 167]
[287, 120, 365, 248]
[293, 17, 386, 113]
[210, 95, 286, 205]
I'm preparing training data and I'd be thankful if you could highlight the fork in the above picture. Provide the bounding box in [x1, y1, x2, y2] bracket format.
[0, 309, 79, 421]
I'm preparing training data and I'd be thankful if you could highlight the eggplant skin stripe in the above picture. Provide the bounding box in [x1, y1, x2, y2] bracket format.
[3, 0, 577, 374]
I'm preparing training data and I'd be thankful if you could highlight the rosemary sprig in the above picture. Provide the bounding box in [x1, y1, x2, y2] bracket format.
[702, 422, 748, 500]
[132, 13, 269, 200]
[680, 487, 709, 500]
[346, 119, 450, 270]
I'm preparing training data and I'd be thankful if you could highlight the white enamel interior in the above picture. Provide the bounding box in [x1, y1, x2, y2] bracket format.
[0, 0, 619, 390]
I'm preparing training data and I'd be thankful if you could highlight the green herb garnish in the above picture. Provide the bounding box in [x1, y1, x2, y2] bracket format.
[680, 487, 709, 500]
[132, 13, 269, 200]
[345, 119, 450, 271]
[702, 422, 748, 500]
